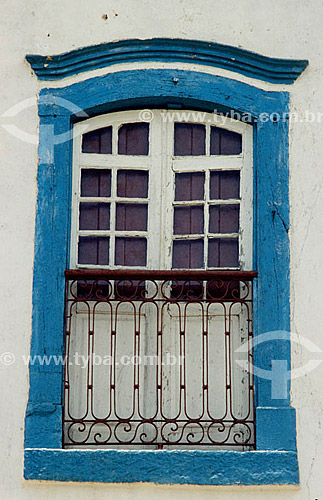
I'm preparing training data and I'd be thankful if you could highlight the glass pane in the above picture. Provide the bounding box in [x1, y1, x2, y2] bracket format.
[174, 206, 204, 235]
[114, 280, 146, 300]
[78, 236, 109, 265]
[170, 281, 203, 300]
[117, 170, 148, 198]
[174, 123, 206, 156]
[82, 127, 112, 154]
[115, 237, 147, 266]
[116, 204, 148, 231]
[172, 239, 204, 268]
[210, 127, 242, 155]
[175, 172, 205, 201]
[208, 238, 239, 267]
[210, 171, 240, 200]
[81, 169, 111, 197]
[118, 123, 149, 155]
[209, 205, 239, 233]
[79, 203, 110, 230]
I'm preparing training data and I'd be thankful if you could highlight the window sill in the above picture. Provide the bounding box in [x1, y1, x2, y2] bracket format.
[24, 448, 299, 485]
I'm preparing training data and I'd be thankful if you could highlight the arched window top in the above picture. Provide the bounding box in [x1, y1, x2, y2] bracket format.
[77, 109, 247, 156]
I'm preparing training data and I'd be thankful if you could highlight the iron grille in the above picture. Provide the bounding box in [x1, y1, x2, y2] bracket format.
[63, 269, 256, 449]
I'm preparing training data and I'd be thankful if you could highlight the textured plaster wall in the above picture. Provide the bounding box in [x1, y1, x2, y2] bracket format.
[0, 0, 322, 498]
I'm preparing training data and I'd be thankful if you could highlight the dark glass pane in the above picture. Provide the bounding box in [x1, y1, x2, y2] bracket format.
[118, 123, 149, 155]
[79, 203, 110, 230]
[210, 127, 242, 155]
[174, 123, 206, 156]
[209, 205, 239, 233]
[81, 169, 111, 197]
[114, 280, 147, 300]
[82, 127, 112, 154]
[115, 237, 147, 266]
[172, 239, 204, 269]
[175, 172, 205, 201]
[210, 171, 240, 200]
[206, 280, 241, 300]
[116, 204, 148, 231]
[76, 279, 148, 301]
[76, 280, 112, 299]
[117, 170, 148, 198]
[174, 206, 204, 235]
[170, 281, 203, 300]
[208, 238, 239, 268]
[78, 237, 109, 265]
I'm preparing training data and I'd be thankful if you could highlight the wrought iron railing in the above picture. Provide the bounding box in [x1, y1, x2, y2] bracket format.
[63, 269, 257, 449]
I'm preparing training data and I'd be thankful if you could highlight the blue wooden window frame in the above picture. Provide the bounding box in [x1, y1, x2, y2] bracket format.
[24, 66, 299, 485]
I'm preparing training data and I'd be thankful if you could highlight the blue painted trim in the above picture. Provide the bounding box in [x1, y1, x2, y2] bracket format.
[24, 449, 299, 485]
[25, 67, 297, 484]
[26, 38, 308, 84]
[256, 407, 297, 451]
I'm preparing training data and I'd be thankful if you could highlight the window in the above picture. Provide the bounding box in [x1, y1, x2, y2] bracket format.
[64, 110, 255, 449]
[25, 62, 298, 484]
[71, 110, 252, 271]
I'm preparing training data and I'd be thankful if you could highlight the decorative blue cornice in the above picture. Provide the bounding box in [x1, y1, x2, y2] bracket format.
[26, 38, 308, 84]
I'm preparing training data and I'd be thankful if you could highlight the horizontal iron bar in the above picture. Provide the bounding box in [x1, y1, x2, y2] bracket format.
[63, 443, 255, 447]
[65, 269, 258, 280]
[64, 419, 255, 424]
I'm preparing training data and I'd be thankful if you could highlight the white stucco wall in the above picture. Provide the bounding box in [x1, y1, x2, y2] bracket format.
[0, 0, 323, 498]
